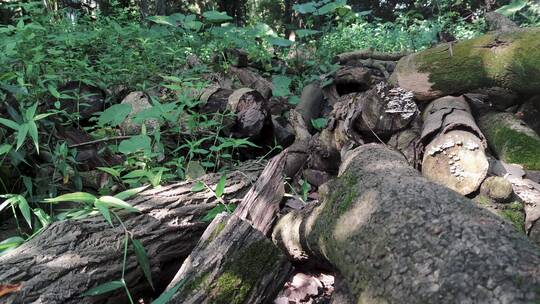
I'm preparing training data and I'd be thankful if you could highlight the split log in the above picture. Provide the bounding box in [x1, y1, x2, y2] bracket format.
[420, 96, 489, 195]
[333, 48, 409, 64]
[228, 66, 273, 99]
[199, 87, 270, 139]
[273, 144, 540, 304]
[390, 28, 540, 100]
[165, 153, 292, 303]
[0, 166, 262, 304]
[478, 111, 540, 170]
[325, 66, 372, 98]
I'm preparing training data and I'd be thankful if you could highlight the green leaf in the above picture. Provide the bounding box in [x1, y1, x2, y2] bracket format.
[28, 121, 39, 153]
[94, 200, 113, 227]
[98, 104, 132, 127]
[45, 192, 97, 204]
[296, 29, 320, 38]
[17, 195, 32, 228]
[267, 37, 293, 47]
[122, 169, 148, 179]
[288, 96, 300, 105]
[33, 113, 55, 121]
[311, 118, 328, 130]
[113, 186, 147, 201]
[48, 84, 61, 98]
[97, 167, 121, 177]
[203, 11, 233, 23]
[0, 144, 12, 156]
[0, 236, 24, 252]
[15, 123, 29, 151]
[293, 2, 317, 14]
[496, 0, 528, 16]
[25, 103, 38, 121]
[151, 280, 186, 304]
[131, 238, 154, 289]
[0, 118, 19, 130]
[215, 175, 226, 198]
[98, 196, 139, 213]
[191, 181, 205, 192]
[201, 204, 236, 222]
[185, 161, 205, 180]
[118, 135, 152, 155]
[82, 280, 125, 296]
[272, 75, 292, 97]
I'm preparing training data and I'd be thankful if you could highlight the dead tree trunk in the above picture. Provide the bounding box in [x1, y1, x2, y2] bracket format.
[420, 96, 489, 195]
[165, 152, 292, 303]
[273, 144, 540, 304]
[390, 28, 540, 100]
[0, 167, 262, 304]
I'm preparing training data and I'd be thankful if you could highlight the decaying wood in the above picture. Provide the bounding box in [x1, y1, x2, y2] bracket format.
[273, 144, 540, 303]
[334, 48, 409, 64]
[165, 152, 291, 303]
[478, 111, 540, 170]
[229, 66, 273, 99]
[390, 28, 540, 100]
[387, 117, 421, 166]
[0, 167, 262, 304]
[199, 87, 270, 139]
[420, 96, 489, 195]
[296, 83, 325, 133]
[325, 66, 372, 98]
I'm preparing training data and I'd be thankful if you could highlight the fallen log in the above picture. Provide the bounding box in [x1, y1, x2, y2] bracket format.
[478, 111, 540, 170]
[165, 152, 292, 303]
[228, 66, 273, 99]
[390, 28, 540, 100]
[334, 48, 409, 64]
[420, 96, 489, 195]
[0, 166, 262, 304]
[273, 144, 540, 303]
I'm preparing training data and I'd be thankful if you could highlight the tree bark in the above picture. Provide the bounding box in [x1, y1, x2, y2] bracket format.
[0, 167, 262, 304]
[420, 96, 489, 195]
[273, 144, 540, 303]
[390, 28, 540, 100]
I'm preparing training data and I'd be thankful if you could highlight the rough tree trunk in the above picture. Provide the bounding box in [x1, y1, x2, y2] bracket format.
[0, 167, 262, 304]
[478, 111, 540, 170]
[390, 28, 540, 100]
[273, 144, 540, 304]
[420, 96, 489, 195]
[165, 152, 292, 303]
[228, 66, 273, 100]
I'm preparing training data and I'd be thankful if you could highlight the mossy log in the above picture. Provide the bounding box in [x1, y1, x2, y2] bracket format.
[272, 144, 540, 303]
[390, 28, 540, 100]
[0, 166, 262, 304]
[478, 111, 540, 170]
[420, 96, 489, 195]
[165, 152, 292, 303]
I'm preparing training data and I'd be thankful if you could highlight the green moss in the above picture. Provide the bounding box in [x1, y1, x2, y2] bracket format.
[413, 29, 540, 95]
[484, 124, 540, 170]
[210, 239, 282, 304]
[207, 222, 226, 244]
[474, 195, 492, 206]
[182, 272, 211, 294]
[326, 170, 359, 215]
[499, 201, 525, 233]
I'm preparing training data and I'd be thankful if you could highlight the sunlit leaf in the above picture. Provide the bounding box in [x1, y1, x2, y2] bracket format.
[311, 118, 328, 130]
[191, 181, 205, 192]
[98, 104, 132, 127]
[267, 36, 293, 47]
[293, 2, 317, 14]
[97, 167, 121, 177]
[98, 196, 139, 213]
[27, 121, 39, 153]
[215, 175, 227, 198]
[203, 11, 233, 23]
[94, 200, 113, 226]
[45, 192, 97, 204]
[113, 186, 148, 201]
[0, 236, 24, 252]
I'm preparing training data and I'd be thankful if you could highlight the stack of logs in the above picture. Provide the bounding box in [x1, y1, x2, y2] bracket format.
[1, 24, 540, 304]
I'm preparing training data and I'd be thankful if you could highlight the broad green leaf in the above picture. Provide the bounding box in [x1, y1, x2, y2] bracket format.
[98, 104, 132, 127]
[118, 135, 152, 155]
[114, 186, 147, 201]
[272, 75, 292, 97]
[191, 181, 205, 192]
[185, 161, 205, 180]
[151, 279, 186, 304]
[131, 238, 154, 289]
[0, 144, 12, 156]
[267, 37, 293, 47]
[0, 236, 24, 252]
[45, 192, 97, 204]
[0, 118, 19, 130]
[47, 84, 61, 98]
[94, 200, 113, 227]
[81, 280, 125, 296]
[288, 96, 300, 105]
[98, 196, 139, 213]
[311, 118, 328, 130]
[496, 0, 528, 16]
[201, 204, 236, 222]
[17, 196, 32, 228]
[15, 123, 29, 151]
[316, 1, 343, 15]
[203, 11, 233, 23]
[215, 175, 227, 198]
[97, 167, 121, 177]
[147, 15, 178, 27]
[296, 29, 320, 38]
[27, 121, 39, 153]
[293, 2, 317, 14]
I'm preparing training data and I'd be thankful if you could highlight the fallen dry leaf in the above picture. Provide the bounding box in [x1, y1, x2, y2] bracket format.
[0, 283, 22, 297]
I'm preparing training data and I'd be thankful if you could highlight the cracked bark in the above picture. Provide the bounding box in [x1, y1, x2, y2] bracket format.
[273, 144, 540, 304]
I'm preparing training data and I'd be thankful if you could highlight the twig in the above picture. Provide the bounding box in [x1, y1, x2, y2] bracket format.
[68, 136, 132, 148]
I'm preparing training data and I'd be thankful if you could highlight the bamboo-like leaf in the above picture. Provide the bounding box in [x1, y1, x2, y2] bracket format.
[0, 118, 19, 130]
[113, 186, 148, 201]
[15, 123, 29, 151]
[44, 192, 97, 204]
[0, 236, 24, 252]
[17, 196, 32, 228]
[97, 167, 121, 177]
[27, 121, 39, 153]
[215, 175, 226, 198]
[0, 144, 11, 156]
[98, 196, 139, 212]
[81, 280, 125, 296]
[151, 279, 186, 304]
[131, 238, 154, 289]
[94, 200, 113, 227]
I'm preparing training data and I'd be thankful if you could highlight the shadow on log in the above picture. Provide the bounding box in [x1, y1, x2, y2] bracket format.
[273, 144, 540, 303]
